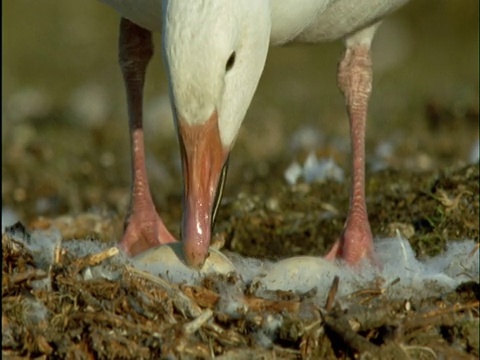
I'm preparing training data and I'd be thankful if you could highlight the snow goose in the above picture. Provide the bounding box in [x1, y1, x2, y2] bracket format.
[101, 0, 410, 268]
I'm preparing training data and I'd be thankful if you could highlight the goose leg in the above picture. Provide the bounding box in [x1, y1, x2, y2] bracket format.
[118, 18, 176, 256]
[325, 26, 379, 265]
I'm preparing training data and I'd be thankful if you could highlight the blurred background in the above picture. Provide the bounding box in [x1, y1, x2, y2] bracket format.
[2, 1, 479, 234]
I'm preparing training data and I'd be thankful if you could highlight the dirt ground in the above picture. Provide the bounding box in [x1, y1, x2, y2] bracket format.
[2, 1, 479, 359]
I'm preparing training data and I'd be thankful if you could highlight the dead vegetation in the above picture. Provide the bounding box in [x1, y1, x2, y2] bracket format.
[2, 219, 478, 359]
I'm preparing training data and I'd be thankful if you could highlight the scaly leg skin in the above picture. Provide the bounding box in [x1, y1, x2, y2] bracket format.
[325, 28, 379, 266]
[118, 18, 177, 256]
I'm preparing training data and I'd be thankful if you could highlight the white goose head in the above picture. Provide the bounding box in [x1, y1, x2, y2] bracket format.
[162, 1, 271, 268]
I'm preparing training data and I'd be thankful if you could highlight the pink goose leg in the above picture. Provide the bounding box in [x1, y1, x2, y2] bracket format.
[118, 18, 176, 256]
[325, 36, 377, 265]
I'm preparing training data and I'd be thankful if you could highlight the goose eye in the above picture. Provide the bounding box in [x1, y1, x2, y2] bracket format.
[225, 51, 236, 72]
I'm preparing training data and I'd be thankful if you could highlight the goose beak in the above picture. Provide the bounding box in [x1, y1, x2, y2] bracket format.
[178, 111, 229, 269]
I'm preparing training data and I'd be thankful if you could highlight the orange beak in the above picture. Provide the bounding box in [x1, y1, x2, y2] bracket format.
[178, 111, 229, 269]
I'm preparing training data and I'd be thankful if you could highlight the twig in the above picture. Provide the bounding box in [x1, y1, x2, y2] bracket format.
[325, 276, 339, 311]
[181, 285, 220, 308]
[7, 269, 47, 285]
[468, 243, 479, 258]
[126, 265, 203, 318]
[404, 301, 479, 330]
[183, 309, 213, 335]
[72, 247, 119, 270]
[244, 295, 300, 313]
[324, 314, 380, 355]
